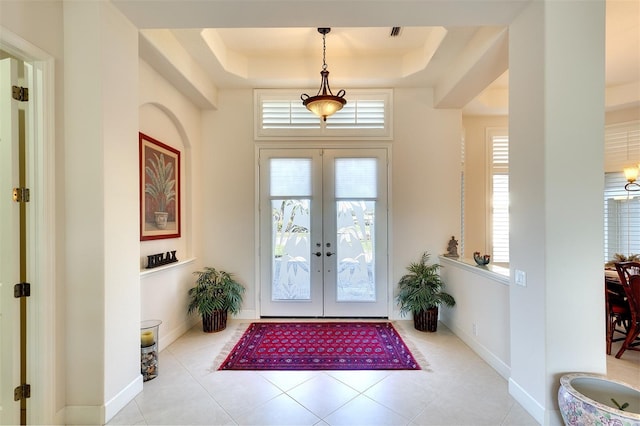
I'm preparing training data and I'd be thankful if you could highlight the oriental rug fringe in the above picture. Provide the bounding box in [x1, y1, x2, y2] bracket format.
[215, 321, 424, 371]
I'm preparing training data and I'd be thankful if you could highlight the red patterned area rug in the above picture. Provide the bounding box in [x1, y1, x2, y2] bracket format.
[217, 322, 421, 371]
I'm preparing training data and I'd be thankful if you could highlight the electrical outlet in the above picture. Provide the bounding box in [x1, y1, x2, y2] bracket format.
[472, 323, 478, 336]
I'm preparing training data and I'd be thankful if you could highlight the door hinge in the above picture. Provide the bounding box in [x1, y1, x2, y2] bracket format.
[14, 384, 31, 401]
[12, 85, 29, 102]
[12, 187, 30, 203]
[14, 282, 30, 298]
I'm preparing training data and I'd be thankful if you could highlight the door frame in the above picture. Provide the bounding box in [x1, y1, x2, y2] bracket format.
[254, 141, 393, 318]
[1, 27, 56, 424]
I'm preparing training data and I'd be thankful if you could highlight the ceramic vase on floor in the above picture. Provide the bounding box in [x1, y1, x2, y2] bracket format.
[558, 373, 640, 425]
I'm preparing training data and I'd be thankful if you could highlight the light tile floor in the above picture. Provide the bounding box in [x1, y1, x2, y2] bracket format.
[108, 320, 639, 426]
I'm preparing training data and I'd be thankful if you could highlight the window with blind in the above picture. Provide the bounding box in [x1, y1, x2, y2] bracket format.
[604, 121, 640, 262]
[488, 129, 509, 264]
[254, 89, 392, 140]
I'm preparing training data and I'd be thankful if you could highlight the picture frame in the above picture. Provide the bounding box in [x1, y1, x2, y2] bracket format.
[140, 132, 181, 241]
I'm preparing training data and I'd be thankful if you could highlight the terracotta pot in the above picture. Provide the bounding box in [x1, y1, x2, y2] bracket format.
[202, 310, 228, 333]
[413, 307, 438, 332]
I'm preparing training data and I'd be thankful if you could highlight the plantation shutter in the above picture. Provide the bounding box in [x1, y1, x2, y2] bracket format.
[491, 132, 509, 264]
[255, 89, 392, 139]
[261, 101, 320, 129]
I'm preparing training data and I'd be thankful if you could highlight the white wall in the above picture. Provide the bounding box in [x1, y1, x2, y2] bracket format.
[439, 257, 511, 378]
[139, 59, 204, 348]
[390, 88, 462, 310]
[63, 1, 141, 424]
[201, 89, 261, 318]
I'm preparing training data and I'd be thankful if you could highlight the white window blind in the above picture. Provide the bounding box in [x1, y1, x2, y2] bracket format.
[604, 121, 640, 262]
[604, 121, 640, 172]
[489, 130, 509, 264]
[335, 158, 377, 198]
[270, 158, 312, 196]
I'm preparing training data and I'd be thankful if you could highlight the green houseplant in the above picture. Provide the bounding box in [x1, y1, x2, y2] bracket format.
[396, 252, 456, 332]
[188, 267, 245, 332]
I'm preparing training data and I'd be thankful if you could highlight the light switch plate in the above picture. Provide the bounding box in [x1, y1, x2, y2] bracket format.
[515, 269, 527, 286]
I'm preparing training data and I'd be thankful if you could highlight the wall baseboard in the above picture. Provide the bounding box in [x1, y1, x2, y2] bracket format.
[441, 319, 511, 380]
[159, 316, 200, 351]
[105, 375, 143, 423]
[57, 375, 143, 425]
[509, 377, 545, 425]
[58, 405, 104, 426]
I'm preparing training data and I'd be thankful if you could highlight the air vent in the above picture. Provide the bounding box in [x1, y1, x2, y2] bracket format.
[390, 27, 402, 37]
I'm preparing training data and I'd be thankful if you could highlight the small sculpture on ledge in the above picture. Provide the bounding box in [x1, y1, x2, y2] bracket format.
[473, 252, 491, 266]
[444, 236, 459, 258]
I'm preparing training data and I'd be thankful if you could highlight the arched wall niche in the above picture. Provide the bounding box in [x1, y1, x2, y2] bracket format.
[139, 101, 192, 262]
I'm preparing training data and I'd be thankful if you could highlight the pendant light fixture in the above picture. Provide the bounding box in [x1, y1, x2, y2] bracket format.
[624, 166, 640, 191]
[301, 28, 346, 121]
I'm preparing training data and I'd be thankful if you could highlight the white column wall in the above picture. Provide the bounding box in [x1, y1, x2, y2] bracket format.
[201, 89, 257, 317]
[508, 1, 606, 424]
[63, 2, 141, 424]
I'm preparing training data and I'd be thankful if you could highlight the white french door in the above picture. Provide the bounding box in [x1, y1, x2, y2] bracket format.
[259, 148, 388, 317]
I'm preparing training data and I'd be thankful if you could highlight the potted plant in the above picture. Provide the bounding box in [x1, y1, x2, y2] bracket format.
[396, 252, 456, 332]
[188, 267, 245, 332]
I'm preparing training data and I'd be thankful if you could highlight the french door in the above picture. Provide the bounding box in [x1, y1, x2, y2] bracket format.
[259, 148, 388, 317]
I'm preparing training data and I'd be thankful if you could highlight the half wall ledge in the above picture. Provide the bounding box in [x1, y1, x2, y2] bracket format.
[438, 255, 510, 285]
[140, 257, 196, 277]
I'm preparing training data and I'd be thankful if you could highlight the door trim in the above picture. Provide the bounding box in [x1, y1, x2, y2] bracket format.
[1, 26, 57, 425]
[254, 141, 393, 318]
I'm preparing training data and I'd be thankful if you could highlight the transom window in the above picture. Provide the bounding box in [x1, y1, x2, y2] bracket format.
[254, 89, 392, 140]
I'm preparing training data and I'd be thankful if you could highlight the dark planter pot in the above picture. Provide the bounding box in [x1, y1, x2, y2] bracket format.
[413, 307, 439, 332]
[202, 310, 228, 333]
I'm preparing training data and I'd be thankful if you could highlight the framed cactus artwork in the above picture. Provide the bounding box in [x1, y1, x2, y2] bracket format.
[139, 132, 181, 241]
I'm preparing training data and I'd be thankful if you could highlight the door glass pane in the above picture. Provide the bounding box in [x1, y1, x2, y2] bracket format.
[336, 200, 376, 301]
[270, 158, 313, 300]
[335, 157, 378, 302]
[271, 199, 311, 300]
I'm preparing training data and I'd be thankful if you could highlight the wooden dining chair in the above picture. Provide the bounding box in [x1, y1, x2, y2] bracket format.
[605, 277, 630, 355]
[614, 262, 640, 358]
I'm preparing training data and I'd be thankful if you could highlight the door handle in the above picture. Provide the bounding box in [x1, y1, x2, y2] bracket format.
[314, 251, 322, 257]
[326, 252, 335, 257]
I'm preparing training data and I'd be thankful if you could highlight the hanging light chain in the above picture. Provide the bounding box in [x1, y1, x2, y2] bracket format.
[322, 31, 328, 70]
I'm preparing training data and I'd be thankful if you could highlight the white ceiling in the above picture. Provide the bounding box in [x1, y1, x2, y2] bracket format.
[114, 0, 639, 115]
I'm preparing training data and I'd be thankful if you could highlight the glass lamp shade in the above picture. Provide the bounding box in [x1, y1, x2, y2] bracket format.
[303, 95, 346, 121]
[624, 166, 639, 183]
